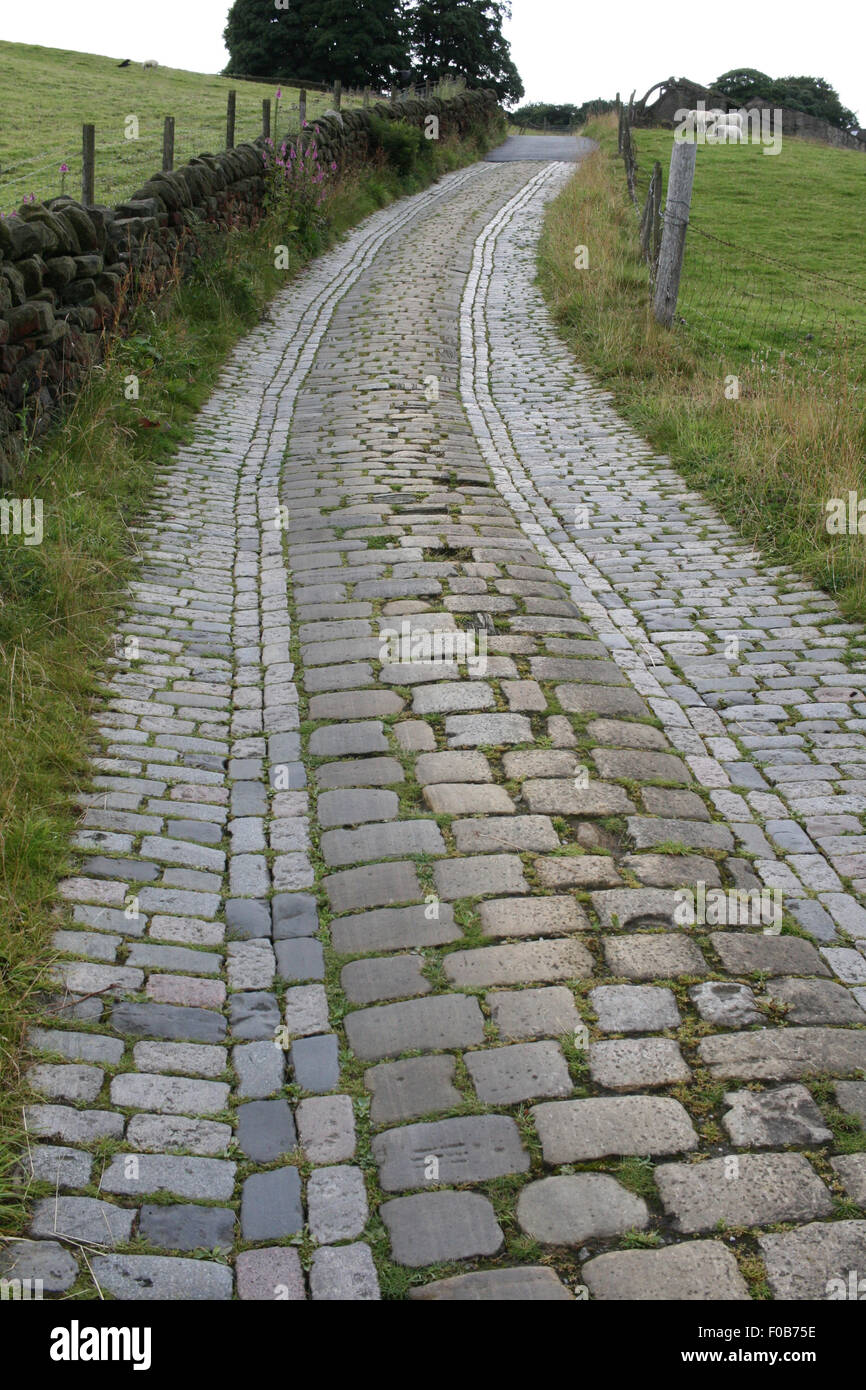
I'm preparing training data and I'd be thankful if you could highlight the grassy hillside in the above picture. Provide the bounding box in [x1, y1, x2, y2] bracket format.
[538, 113, 866, 620]
[0, 41, 369, 213]
[632, 124, 866, 359]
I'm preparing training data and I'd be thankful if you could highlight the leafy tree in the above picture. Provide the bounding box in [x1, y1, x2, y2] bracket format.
[769, 76, 857, 132]
[511, 99, 615, 129]
[223, 0, 319, 80]
[409, 1, 524, 103]
[511, 102, 580, 128]
[223, 0, 407, 87]
[713, 68, 773, 103]
[312, 0, 410, 87]
[715, 68, 857, 131]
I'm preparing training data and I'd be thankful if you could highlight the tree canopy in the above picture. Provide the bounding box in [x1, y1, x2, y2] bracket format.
[409, 1, 523, 103]
[510, 99, 616, 129]
[223, 0, 524, 102]
[223, 0, 408, 87]
[714, 68, 858, 131]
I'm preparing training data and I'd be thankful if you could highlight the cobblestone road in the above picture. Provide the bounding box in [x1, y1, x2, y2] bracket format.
[6, 155, 866, 1301]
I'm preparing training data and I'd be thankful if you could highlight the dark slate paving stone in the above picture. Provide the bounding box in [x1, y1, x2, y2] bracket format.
[555, 684, 650, 718]
[409, 1266, 574, 1300]
[231, 782, 267, 817]
[91, 1252, 233, 1299]
[225, 899, 272, 940]
[184, 755, 228, 773]
[788, 899, 838, 943]
[766, 976, 866, 1025]
[0, 1238, 79, 1292]
[166, 819, 223, 845]
[237, 1099, 297, 1162]
[241, 1167, 303, 1240]
[111, 1001, 226, 1043]
[530, 658, 626, 685]
[321, 820, 445, 868]
[365, 1055, 462, 1124]
[139, 1203, 235, 1252]
[268, 762, 306, 790]
[382, 1190, 502, 1267]
[710, 933, 830, 977]
[315, 756, 405, 791]
[345, 994, 485, 1061]
[330, 902, 461, 954]
[272, 892, 319, 939]
[275, 937, 325, 982]
[290, 1034, 340, 1092]
[324, 861, 421, 914]
[268, 733, 301, 763]
[228, 991, 280, 1040]
[372, 1115, 530, 1190]
[308, 723, 389, 757]
[80, 856, 160, 882]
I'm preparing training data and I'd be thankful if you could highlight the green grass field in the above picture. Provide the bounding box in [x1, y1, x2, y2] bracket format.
[539, 114, 866, 622]
[631, 125, 866, 359]
[0, 41, 371, 214]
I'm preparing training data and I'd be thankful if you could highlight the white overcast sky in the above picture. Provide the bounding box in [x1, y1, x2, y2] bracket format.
[4, 0, 863, 121]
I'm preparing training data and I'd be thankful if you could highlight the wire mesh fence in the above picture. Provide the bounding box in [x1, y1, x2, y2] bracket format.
[675, 218, 866, 363]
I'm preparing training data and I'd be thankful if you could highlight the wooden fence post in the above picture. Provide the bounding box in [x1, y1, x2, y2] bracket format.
[639, 180, 653, 261]
[162, 116, 175, 172]
[299, 88, 307, 127]
[226, 90, 236, 149]
[653, 139, 697, 327]
[81, 124, 95, 204]
[651, 159, 662, 270]
[262, 99, 271, 139]
[363, 86, 370, 108]
[333, 78, 341, 109]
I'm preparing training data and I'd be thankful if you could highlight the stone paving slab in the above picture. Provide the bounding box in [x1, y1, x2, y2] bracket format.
[16, 148, 866, 1303]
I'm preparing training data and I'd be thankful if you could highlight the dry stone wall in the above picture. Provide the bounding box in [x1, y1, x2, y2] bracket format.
[0, 89, 500, 474]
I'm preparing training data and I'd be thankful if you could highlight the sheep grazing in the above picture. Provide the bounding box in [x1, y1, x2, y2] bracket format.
[707, 111, 744, 143]
[678, 108, 745, 143]
[142, 59, 159, 70]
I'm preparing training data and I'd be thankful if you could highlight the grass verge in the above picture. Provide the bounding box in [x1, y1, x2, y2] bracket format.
[538, 112, 866, 620]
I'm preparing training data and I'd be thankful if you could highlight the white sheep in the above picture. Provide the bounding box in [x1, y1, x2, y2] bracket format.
[707, 112, 744, 143]
[142, 59, 159, 70]
[677, 108, 745, 143]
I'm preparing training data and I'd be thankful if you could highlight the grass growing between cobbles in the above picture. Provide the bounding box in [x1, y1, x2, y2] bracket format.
[537, 112, 866, 622]
[0, 122, 503, 1236]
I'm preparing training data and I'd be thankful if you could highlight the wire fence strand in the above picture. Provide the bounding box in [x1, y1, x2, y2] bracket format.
[621, 110, 866, 369]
